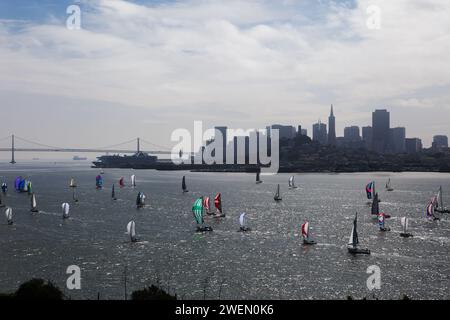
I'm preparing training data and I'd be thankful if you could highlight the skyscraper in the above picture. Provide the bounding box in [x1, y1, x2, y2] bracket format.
[313, 121, 327, 145]
[328, 104, 336, 146]
[389, 127, 406, 153]
[432, 135, 448, 149]
[362, 126, 373, 150]
[405, 138, 422, 153]
[344, 126, 361, 142]
[372, 109, 390, 154]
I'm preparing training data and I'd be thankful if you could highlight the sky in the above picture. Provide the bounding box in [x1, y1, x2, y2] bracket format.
[1, 0, 450, 157]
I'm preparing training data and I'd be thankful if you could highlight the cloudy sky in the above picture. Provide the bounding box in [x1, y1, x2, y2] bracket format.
[1, 0, 449, 155]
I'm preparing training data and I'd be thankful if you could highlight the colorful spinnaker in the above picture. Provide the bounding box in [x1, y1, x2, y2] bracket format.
[95, 175, 103, 189]
[192, 197, 204, 226]
[203, 196, 211, 214]
[366, 181, 375, 199]
[214, 193, 224, 216]
[119, 177, 125, 188]
[426, 202, 435, 220]
[301, 222, 309, 240]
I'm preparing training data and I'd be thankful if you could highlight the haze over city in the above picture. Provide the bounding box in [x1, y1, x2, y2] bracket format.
[1, 0, 450, 156]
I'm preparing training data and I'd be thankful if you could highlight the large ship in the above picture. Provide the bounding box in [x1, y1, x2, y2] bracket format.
[92, 151, 158, 168]
[92, 139, 158, 168]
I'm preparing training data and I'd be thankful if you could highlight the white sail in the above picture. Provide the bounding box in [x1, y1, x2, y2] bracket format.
[62, 202, 70, 218]
[5, 207, 12, 222]
[131, 175, 136, 187]
[31, 193, 37, 210]
[289, 176, 293, 187]
[348, 225, 355, 246]
[401, 217, 408, 233]
[239, 213, 246, 227]
[70, 178, 76, 188]
[127, 220, 136, 240]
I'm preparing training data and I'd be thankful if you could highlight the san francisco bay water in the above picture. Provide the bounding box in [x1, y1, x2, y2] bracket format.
[0, 162, 449, 299]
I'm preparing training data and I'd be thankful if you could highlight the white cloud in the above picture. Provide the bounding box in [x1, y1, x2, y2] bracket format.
[0, 0, 449, 148]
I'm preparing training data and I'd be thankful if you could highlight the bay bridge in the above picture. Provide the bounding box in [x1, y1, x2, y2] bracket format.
[0, 135, 176, 164]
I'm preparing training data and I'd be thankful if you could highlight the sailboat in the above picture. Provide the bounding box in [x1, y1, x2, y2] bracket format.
[192, 197, 212, 232]
[371, 193, 390, 218]
[214, 193, 225, 217]
[435, 186, 450, 213]
[288, 176, 297, 189]
[119, 177, 125, 188]
[112, 184, 117, 200]
[0, 192, 5, 208]
[22, 179, 29, 193]
[378, 212, 390, 231]
[69, 178, 77, 188]
[301, 221, 316, 245]
[136, 192, 146, 208]
[385, 178, 394, 191]
[30, 193, 39, 213]
[274, 184, 282, 201]
[15, 177, 22, 192]
[347, 213, 370, 255]
[27, 181, 32, 195]
[203, 196, 214, 215]
[239, 212, 251, 232]
[400, 217, 413, 238]
[426, 202, 439, 221]
[62, 202, 70, 219]
[72, 187, 79, 202]
[131, 175, 136, 188]
[182, 176, 189, 193]
[366, 181, 375, 200]
[255, 172, 262, 184]
[5, 207, 13, 225]
[1, 182, 7, 193]
[126, 220, 138, 242]
[95, 175, 103, 189]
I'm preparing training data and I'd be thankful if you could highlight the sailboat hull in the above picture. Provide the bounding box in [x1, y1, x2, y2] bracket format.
[348, 247, 370, 255]
[400, 233, 413, 238]
[303, 239, 316, 245]
[31, 209, 39, 213]
[239, 226, 251, 232]
[196, 226, 213, 232]
[436, 209, 450, 213]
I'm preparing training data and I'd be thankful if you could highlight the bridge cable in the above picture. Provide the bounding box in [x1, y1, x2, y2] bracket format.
[139, 138, 171, 151]
[14, 135, 64, 150]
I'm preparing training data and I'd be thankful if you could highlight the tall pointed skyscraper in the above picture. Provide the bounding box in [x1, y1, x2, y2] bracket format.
[328, 104, 336, 146]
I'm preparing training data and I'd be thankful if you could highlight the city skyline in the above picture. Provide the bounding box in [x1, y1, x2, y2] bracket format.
[1, 0, 450, 153]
